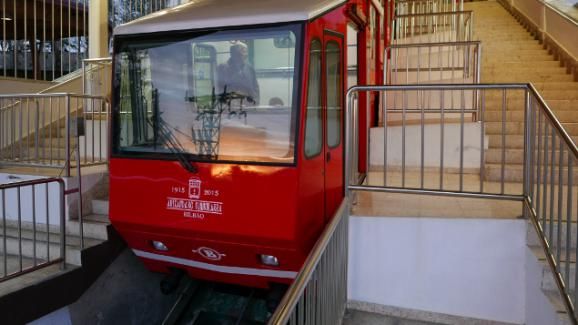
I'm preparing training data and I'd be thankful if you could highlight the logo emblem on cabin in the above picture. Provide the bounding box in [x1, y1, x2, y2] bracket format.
[189, 177, 201, 199]
[193, 247, 225, 261]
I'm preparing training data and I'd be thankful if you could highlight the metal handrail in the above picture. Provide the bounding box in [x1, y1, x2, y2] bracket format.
[392, 10, 474, 44]
[0, 0, 88, 81]
[395, 10, 473, 18]
[268, 198, 349, 324]
[0, 93, 109, 173]
[345, 83, 578, 324]
[384, 41, 482, 84]
[537, 0, 578, 28]
[82, 57, 112, 98]
[395, 0, 464, 16]
[0, 177, 66, 282]
[528, 82, 578, 159]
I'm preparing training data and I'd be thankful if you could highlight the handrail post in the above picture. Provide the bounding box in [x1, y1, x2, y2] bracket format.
[65, 94, 71, 177]
[82, 59, 86, 95]
[523, 88, 531, 219]
[345, 89, 354, 199]
[59, 180, 66, 270]
[75, 96, 85, 250]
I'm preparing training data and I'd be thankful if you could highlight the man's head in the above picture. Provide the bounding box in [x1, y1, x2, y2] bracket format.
[230, 42, 248, 65]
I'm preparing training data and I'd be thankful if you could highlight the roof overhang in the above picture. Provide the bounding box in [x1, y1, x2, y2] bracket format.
[114, 0, 346, 36]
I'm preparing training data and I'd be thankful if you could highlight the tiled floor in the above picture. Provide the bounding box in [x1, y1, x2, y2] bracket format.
[353, 171, 527, 219]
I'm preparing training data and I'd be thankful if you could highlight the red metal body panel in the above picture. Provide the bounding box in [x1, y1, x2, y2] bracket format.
[109, 1, 382, 289]
[110, 159, 305, 288]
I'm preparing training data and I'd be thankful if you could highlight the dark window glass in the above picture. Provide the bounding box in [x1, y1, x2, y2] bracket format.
[304, 39, 322, 158]
[326, 41, 342, 148]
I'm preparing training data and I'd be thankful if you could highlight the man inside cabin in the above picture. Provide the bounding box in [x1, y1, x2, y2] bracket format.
[217, 42, 260, 105]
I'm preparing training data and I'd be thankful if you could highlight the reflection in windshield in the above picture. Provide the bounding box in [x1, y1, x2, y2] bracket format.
[113, 25, 301, 164]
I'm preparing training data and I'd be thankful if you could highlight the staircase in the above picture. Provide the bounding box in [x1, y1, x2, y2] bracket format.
[527, 223, 576, 325]
[463, 0, 578, 183]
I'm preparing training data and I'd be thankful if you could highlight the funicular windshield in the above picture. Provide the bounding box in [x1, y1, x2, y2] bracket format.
[112, 24, 302, 164]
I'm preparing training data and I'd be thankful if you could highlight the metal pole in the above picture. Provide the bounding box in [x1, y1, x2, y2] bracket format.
[59, 181, 66, 270]
[65, 94, 71, 176]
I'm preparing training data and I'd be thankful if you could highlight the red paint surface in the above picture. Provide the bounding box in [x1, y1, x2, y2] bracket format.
[110, 1, 385, 288]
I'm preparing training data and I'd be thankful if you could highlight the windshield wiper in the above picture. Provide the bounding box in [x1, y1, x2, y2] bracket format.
[151, 89, 198, 173]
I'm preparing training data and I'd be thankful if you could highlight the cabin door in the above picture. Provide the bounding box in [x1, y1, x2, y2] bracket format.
[323, 31, 344, 220]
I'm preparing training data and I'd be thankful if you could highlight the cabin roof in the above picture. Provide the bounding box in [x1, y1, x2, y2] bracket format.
[114, 0, 347, 36]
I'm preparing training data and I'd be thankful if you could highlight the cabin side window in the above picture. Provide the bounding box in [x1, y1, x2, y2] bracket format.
[304, 39, 323, 159]
[326, 41, 342, 148]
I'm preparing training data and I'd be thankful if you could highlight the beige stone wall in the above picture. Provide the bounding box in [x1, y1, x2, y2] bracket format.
[0, 78, 53, 95]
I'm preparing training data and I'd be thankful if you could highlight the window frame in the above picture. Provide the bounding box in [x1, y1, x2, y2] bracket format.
[110, 22, 305, 167]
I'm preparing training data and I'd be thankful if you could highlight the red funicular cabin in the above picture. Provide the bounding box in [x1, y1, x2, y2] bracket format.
[109, 0, 387, 288]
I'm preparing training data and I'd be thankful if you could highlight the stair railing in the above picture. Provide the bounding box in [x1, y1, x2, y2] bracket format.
[111, 0, 179, 27]
[385, 41, 481, 85]
[384, 41, 482, 122]
[392, 11, 474, 44]
[345, 84, 578, 324]
[0, 177, 66, 282]
[395, 0, 464, 16]
[0, 0, 88, 81]
[0, 93, 109, 173]
[82, 57, 112, 99]
[267, 198, 349, 325]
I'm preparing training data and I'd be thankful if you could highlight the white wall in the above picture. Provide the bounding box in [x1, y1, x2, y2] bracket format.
[525, 247, 563, 325]
[0, 174, 64, 226]
[369, 123, 487, 169]
[348, 216, 526, 324]
[513, 0, 578, 60]
[0, 170, 105, 226]
[79, 120, 108, 161]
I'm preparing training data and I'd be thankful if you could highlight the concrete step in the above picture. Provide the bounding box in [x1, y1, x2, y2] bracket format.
[543, 290, 574, 325]
[476, 29, 532, 35]
[0, 224, 103, 265]
[486, 148, 578, 165]
[484, 49, 549, 56]
[484, 67, 570, 76]
[485, 121, 578, 136]
[485, 110, 578, 123]
[485, 163, 578, 184]
[482, 74, 575, 83]
[529, 223, 578, 250]
[18, 147, 74, 161]
[67, 214, 109, 241]
[483, 54, 555, 62]
[92, 199, 109, 216]
[41, 137, 76, 147]
[485, 148, 524, 164]
[533, 82, 578, 91]
[537, 91, 578, 101]
[541, 259, 576, 293]
[483, 99, 578, 111]
[343, 309, 443, 325]
[484, 61, 562, 68]
[485, 122, 525, 135]
[482, 43, 544, 50]
[488, 135, 578, 149]
[478, 35, 537, 42]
